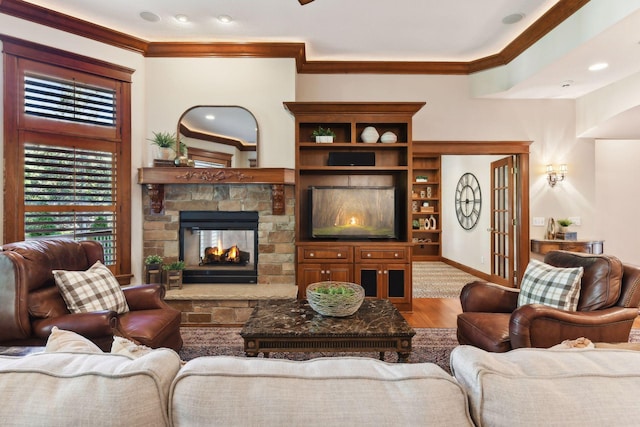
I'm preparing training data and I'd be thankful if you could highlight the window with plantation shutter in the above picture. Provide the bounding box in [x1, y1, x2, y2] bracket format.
[24, 75, 116, 127]
[24, 144, 118, 264]
[3, 37, 132, 280]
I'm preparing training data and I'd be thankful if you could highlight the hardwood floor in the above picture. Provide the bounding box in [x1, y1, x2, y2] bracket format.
[404, 298, 640, 329]
[403, 298, 460, 328]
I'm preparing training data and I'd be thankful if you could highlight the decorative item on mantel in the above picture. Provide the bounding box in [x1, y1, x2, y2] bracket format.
[174, 142, 194, 167]
[361, 126, 379, 143]
[380, 131, 397, 143]
[148, 131, 177, 161]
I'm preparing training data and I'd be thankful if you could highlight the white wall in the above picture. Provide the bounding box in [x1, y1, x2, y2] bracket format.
[144, 58, 296, 169]
[595, 140, 640, 264]
[441, 156, 503, 273]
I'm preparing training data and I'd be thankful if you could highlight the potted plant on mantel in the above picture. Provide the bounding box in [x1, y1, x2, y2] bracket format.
[311, 126, 337, 143]
[163, 260, 186, 290]
[148, 131, 177, 160]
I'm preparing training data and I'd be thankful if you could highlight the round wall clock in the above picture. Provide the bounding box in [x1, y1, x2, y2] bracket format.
[455, 173, 481, 230]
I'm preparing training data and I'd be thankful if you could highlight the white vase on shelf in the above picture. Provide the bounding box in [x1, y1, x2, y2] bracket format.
[380, 131, 397, 143]
[361, 126, 379, 143]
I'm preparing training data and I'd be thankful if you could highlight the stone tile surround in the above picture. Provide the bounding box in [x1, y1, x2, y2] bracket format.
[142, 182, 297, 325]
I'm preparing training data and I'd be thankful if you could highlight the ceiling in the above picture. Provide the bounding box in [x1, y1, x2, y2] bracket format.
[13, 0, 640, 103]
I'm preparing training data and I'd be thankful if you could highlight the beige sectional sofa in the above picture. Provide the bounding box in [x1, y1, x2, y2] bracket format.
[2, 345, 640, 426]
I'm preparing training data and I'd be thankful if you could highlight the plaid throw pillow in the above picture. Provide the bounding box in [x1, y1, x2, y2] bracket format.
[518, 259, 584, 311]
[53, 261, 129, 314]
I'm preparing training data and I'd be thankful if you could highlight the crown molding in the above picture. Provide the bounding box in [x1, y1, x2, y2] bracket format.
[0, 0, 589, 75]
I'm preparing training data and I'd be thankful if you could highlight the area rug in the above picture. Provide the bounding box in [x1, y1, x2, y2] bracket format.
[179, 327, 458, 373]
[179, 328, 640, 375]
[413, 261, 480, 298]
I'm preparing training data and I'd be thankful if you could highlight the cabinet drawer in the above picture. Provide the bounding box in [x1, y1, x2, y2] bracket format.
[298, 246, 353, 262]
[357, 247, 408, 261]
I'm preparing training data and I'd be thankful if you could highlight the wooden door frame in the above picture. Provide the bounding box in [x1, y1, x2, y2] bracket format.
[413, 141, 530, 286]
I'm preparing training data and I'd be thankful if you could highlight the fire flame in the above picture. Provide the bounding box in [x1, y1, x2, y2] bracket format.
[226, 245, 239, 262]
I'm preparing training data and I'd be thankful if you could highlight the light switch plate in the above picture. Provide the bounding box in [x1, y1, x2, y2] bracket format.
[569, 216, 581, 226]
[532, 217, 545, 226]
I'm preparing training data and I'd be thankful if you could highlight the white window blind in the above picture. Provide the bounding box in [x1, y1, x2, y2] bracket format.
[24, 143, 117, 264]
[24, 74, 116, 127]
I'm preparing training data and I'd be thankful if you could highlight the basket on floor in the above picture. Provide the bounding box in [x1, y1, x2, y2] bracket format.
[306, 281, 365, 317]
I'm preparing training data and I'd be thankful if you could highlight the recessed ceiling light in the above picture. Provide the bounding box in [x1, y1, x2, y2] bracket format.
[174, 14, 189, 23]
[205, 114, 215, 120]
[588, 62, 609, 71]
[502, 13, 525, 25]
[217, 15, 233, 24]
[140, 11, 161, 23]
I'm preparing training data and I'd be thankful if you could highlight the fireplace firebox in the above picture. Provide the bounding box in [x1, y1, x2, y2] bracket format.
[179, 211, 259, 284]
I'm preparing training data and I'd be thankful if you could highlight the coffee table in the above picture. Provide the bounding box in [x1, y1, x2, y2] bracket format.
[240, 298, 415, 362]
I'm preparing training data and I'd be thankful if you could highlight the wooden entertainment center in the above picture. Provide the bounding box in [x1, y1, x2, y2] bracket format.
[284, 102, 425, 311]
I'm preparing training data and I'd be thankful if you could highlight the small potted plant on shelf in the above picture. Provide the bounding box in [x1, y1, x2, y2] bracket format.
[148, 131, 177, 160]
[163, 260, 186, 289]
[311, 126, 336, 143]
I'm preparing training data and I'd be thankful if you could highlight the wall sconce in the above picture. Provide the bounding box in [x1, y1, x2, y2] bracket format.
[546, 164, 567, 187]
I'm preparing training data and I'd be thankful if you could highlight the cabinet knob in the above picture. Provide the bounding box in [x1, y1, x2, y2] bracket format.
[394, 253, 398, 257]
[383, 270, 388, 275]
[367, 253, 371, 257]
[321, 270, 325, 274]
[337, 253, 342, 257]
[309, 252, 315, 257]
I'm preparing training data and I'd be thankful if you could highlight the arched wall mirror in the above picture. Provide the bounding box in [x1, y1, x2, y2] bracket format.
[177, 106, 258, 168]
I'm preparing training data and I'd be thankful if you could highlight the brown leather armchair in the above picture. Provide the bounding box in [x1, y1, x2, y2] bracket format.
[0, 238, 183, 352]
[457, 250, 640, 352]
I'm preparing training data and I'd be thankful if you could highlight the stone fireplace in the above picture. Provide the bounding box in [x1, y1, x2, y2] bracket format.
[139, 167, 296, 324]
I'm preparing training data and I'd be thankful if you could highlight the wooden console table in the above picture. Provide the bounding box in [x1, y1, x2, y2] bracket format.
[531, 239, 604, 256]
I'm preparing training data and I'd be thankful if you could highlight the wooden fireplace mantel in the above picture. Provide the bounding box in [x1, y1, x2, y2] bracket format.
[137, 167, 295, 214]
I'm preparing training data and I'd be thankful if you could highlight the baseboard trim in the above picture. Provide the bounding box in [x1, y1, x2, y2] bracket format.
[440, 257, 491, 283]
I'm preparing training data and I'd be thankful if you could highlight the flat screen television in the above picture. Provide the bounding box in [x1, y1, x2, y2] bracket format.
[309, 186, 398, 239]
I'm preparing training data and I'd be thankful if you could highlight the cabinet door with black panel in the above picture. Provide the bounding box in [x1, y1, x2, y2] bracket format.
[355, 245, 412, 310]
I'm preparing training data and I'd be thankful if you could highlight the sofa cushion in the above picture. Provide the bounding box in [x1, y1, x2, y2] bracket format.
[544, 251, 623, 311]
[517, 259, 583, 311]
[450, 345, 640, 427]
[0, 349, 181, 426]
[170, 356, 474, 427]
[45, 326, 103, 354]
[53, 261, 129, 314]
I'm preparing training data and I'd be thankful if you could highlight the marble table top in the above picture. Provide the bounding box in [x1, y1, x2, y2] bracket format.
[241, 298, 415, 338]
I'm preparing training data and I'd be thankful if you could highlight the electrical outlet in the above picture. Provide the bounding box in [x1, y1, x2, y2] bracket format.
[569, 216, 581, 226]
[532, 217, 545, 226]
[481, 256, 485, 264]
